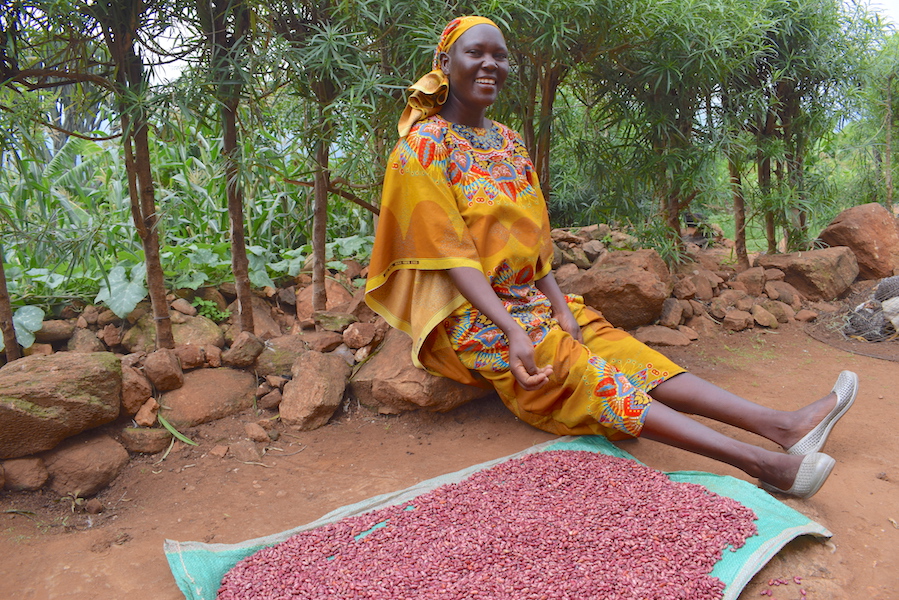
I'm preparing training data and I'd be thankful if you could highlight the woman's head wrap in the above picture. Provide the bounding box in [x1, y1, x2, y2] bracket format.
[397, 16, 500, 138]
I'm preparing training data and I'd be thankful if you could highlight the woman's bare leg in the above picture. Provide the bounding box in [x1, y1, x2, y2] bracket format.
[648, 373, 837, 450]
[639, 400, 803, 490]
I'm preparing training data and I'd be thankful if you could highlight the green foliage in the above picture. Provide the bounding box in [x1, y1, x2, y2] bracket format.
[0, 305, 46, 351]
[191, 298, 231, 323]
[0, 0, 894, 317]
[157, 414, 199, 446]
[94, 264, 148, 319]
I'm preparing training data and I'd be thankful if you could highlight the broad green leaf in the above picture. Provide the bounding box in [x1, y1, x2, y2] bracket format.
[95, 265, 148, 318]
[249, 268, 276, 289]
[0, 305, 46, 351]
[14, 305, 45, 332]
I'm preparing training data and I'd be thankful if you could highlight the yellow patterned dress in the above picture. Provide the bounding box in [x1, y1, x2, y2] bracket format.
[365, 115, 684, 440]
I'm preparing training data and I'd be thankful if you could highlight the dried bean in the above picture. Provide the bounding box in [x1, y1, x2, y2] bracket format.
[218, 450, 757, 600]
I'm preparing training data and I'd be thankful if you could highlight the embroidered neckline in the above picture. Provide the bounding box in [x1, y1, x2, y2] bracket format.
[448, 121, 505, 151]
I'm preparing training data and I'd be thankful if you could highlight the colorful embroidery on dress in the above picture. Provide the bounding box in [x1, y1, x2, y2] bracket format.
[583, 355, 653, 436]
[445, 261, 555, 371]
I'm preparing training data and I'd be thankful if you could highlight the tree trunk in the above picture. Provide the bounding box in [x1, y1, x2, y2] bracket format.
[533, 66, 563, 196]
[132, 120, 175, 349]
[311, 104, 332, 312]
[728, 157, 750, 271]
[887, 75, 893, 210]
[758, 154, 777, 254]
[97, 1, 173, 350]
[207, 0, 254, 333]
[224, 97, 255, 332]
[0, 244, 20, 362]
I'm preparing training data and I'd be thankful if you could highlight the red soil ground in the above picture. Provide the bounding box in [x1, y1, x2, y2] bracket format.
[1, 323, 897, 599]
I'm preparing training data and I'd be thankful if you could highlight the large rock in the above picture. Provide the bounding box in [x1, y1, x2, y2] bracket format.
[350, 329, 493, 414]
[755, 247, 859, 301]
[122, 313, 225, 353]
[1, 457, 49, 491]
[34, 319, 75, 343]
[280, 352, 352, 430]
[158, 368, 256, 429]
[225, 295, 282, 341]
[818, 203, 899, 279]
[221, 331, 264, 368]
[560, 249, 673, 329]
[0, 352, 121, 459]
[119, 427, 172, 454]
[143, 348, 184, 391]
[42, 432, 129, 497]
[254, 335, 308, 377]
[120, 365, 152, 415]
[735, 266, 766, 296]
[296, 279, 354, 320]
[633, 325, 691, 346]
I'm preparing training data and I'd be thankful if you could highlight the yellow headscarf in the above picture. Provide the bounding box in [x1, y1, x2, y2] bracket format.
[396, 16, 501, 138]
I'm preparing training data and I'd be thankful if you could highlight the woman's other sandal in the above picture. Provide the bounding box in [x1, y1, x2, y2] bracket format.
[760, 452, 836, 499]
[786, 370, 858, 456]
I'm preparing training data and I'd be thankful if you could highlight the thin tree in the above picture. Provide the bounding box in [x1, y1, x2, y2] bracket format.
[91, 0, 175, 348]
[198, 0, 255, 332]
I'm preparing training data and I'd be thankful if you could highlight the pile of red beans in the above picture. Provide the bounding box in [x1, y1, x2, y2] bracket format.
[218, 450, 757, 600]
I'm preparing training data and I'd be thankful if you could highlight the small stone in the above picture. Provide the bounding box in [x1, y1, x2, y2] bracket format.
[23, 343, 53, 357]
[634, 325, 691, 346]
[1, 457, 49, 491]
[98, 324, 123, 347]
[33, 319, 76, 343]
[229, 440, 262, 463]
[257, 389, 282, 411]
[173, 344, 206, 370]
[143, 348, 184, 391]
[221, 331, 265, 368]
[244, 422, 270, 443]
[677, 325, 700, 341]
[795, 309, 818, 323]
[722, 309, 754, 331]
[265, 375, 288, 390]
[751, 305, 779, 328]
[312, 311, 358, 333]
[84, 498, 104, 514]
[343, 322, 377, 349]
[120, 427, 172, 454]
[171, 298, 198, 316]
[208, 445, 229, 459]
[205, 345, 222, 367]
[135, 398, 160, 427]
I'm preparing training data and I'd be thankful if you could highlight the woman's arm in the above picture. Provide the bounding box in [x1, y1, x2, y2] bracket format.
[535, 271, 584, 343]
[448, 266, 553, 390]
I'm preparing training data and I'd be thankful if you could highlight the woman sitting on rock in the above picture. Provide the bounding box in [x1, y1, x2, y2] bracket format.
[364, 16, 857, 499]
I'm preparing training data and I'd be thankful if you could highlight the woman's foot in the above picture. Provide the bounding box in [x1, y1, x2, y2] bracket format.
[776, 371, 858, 454]
[760, 452, 836, 499]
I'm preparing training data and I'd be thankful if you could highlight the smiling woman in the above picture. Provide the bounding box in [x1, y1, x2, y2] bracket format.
[438, 24, 509, 126]
[364, 16, 858, 501]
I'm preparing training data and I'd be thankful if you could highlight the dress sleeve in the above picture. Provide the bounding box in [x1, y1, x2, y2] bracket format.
[365, 121, 483, 373]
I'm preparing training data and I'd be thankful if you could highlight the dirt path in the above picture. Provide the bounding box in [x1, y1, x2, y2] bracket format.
[1, 324, 897, 599]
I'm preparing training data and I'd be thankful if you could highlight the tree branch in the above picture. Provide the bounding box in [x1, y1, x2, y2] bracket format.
[0, 104, 121, 141]
[3, 68, 116, 92]
[284, 178, 380, 215]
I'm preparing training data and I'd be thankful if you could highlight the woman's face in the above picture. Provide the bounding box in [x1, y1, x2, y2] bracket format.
[440, 24, 509, 114]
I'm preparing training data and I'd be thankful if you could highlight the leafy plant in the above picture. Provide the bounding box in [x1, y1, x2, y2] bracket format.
[0, 305, 46, 351]
[157, 414, 199, 446]
[192, 298, 231, 322]
[61, 491, 85, 513]
[94, 263, 148, 319]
